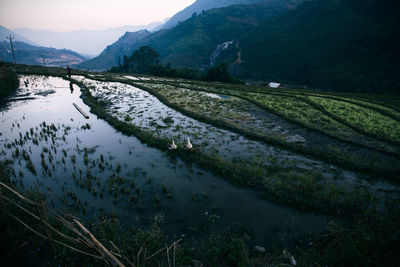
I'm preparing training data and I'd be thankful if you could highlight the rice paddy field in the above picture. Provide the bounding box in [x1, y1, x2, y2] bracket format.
[1, 65, 400, 266]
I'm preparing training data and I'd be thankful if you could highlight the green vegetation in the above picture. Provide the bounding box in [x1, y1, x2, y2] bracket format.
[0, 41, 85, 67]
[0, 63, 19, 99]
[329, 96, 400, 122]
[111, 0, 298, 71]
[4, 62, 83, 77]
[110, 45, 238, 83]
[204, 62, 236, 83]
[71, 75, 400, 220]
[121, 45, 160, 74]
[296, 208, 400, 267]
[114, 77, 400, 180]
[307, 96, 400, 144]
[239, 0, 400, 94]
[239, 91, 400, 150]
[90, 0, 400, 94]
[245, 93, 352, 138]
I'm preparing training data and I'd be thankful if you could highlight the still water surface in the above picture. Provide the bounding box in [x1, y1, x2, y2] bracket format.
[0, 75, 330, 246]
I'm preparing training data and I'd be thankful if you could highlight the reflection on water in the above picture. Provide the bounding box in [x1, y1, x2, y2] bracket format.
[0, 75, 330, 246]
[73, 76, 334, 171]
[74, 75, 400, 199]
[69, 82, 74, 94]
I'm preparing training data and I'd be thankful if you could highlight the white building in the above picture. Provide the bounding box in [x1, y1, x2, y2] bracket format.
[268, 82, 281, 88]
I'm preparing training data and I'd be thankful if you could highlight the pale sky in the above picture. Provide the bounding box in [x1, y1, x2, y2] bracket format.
[0, 0, 196, 31]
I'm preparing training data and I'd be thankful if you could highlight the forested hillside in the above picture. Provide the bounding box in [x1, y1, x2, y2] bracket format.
[235, 0, 400, 93]
[136, 0, 400, 93]
[81, 0, 400, 93]
[130, 0, 302, 68]
[0, 41, 85, 67]
[78, 0, 300, 71]
[159, 0, 262, 29]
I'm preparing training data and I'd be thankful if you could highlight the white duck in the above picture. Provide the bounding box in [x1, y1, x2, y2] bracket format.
[168, 139, 177, 150]
[184, 137, 193, 149]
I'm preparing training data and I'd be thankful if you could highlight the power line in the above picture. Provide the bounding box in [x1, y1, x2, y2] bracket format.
[41, 55, 46, 67]
[6, 35, 16, 64]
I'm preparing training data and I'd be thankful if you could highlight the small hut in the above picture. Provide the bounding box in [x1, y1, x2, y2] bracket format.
[268, 82, 281, 88]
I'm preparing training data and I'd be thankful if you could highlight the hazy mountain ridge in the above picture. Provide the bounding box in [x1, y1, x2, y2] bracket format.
[99, 0, 399, 93]
[0, 25, 36, 46]
[125, 0, 304, 68]
[77, 30, 152, 70]
[157, 0, 263, 30]
[14, 22, 162, 56]
[0, 41, 85, 67]
[78, 0, 298, 71]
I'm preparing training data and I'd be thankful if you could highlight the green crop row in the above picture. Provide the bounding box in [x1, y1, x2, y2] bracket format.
[163, 80, 400, 151]
[113, 77, 400, 180]
[308, 96, 400, 144]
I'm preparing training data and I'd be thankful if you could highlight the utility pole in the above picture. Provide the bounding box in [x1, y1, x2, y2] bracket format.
[41, 55, 46, 67]
[6, 35, 16, 64]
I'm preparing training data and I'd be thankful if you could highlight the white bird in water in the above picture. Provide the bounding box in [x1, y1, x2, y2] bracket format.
[185, 137, 193, 149]
[168, 139, 177, 150]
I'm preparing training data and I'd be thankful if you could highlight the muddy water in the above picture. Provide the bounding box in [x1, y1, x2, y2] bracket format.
[0, 75, 330, 246]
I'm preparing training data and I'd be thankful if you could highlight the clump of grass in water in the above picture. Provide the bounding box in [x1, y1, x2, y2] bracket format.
[81, 123, 91, 130]
[116, 163, 121, 173]
[161, 184, 168, 194]
[162, 116, 174, 124]
[124, 114, 133, 122]
[41, 158, 49, 173]
[70, 154, 76, 164]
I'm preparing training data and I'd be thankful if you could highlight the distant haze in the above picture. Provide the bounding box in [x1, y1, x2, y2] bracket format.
[0, 0, 195, 31]
[13, 24, 163, 56]
[0, 25, 37, 45]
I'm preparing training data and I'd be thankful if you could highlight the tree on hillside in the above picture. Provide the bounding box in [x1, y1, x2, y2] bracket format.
[122, 55, 129, 73]
[204, 63, 235, 83]
[108, 48, 239, 84]
[129, 46, 160, 74]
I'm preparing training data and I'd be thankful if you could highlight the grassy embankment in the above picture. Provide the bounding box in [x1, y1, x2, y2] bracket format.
[70, 75, 392, 220]
[121, 77, 400, 181]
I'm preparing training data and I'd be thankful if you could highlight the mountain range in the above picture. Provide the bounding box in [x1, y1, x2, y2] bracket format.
[157, 0, 263, 30]
[1, 25, 86, 67]
[0, 25, 37, 46]
[79, 0, 400, 94]
[78, 0, 305, 70]
[78, 30, 152, 71]
[228, 0, 400, 93]
[14, 22, 163, 56]
[2, 0, 399, 93]
[0, 40, 85, 67]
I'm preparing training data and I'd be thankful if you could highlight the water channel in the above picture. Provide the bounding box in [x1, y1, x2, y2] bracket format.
[0, 75, 330, 246]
